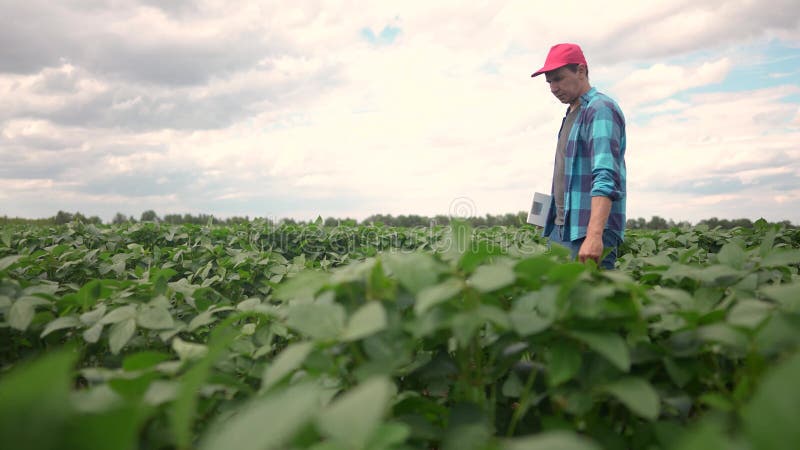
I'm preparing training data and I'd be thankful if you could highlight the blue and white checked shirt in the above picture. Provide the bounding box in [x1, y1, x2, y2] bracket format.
[543, 87, 627, 242]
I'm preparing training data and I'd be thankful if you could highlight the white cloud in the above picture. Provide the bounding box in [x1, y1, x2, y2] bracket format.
[625, 84, 800, 222]
[1, 0, 799, 223]
[611, 58, 732, 107]
[637, 99, 691, 115]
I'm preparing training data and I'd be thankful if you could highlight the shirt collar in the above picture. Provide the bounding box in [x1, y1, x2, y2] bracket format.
[580, 86, 597, 104]
[564, 87, 595, 115]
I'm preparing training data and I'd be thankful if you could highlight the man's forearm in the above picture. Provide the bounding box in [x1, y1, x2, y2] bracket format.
[587, 196, 612, 238]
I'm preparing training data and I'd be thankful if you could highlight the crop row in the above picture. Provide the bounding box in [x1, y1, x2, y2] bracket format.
[0, 221, 799, 449]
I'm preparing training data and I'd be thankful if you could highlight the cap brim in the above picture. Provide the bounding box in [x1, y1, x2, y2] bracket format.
[530, 62, 568, 77]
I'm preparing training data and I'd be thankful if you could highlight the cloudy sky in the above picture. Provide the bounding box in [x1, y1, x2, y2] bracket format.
[1, 0, 799, 224]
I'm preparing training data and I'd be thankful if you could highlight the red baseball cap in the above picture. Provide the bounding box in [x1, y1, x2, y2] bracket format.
[531, 43, 587, 77]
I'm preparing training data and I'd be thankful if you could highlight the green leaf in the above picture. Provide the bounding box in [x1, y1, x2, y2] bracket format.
[742, 352, 800, 450]
[716, 242, 745, 269]
[109, 254, 128, 275]
[80, 305, 106, 326]
[670, 419, 733, 450]
[274, 270, 330, 303]
[172, 337, 208, 361]
[547, 262, 586, 283]
[171, 321, 241, 448]
[342, 302, 387, 341]
[331, 258, 376, 284]
[122, 351, 173, 371]
[514, 255, 557, 288]
[0, 254, 21, 272]
[502, 372, 524, 397]
[285, 302, 345, 340]
[547, 341, 582, 386]
[365, 422, 411, 450]
[415, 278, 463, 315]
[727, 300, 773, 329]
[236, 297, 262, 311]
[467, 263, 516, 293]
[475, 304, 511, 330]
[76, 279, 111, 309]
[761, 283, 800, 312]
[663, 358, 692, 388]
[755, 311, 800, 354]
[0, 349, 77, 450]
[440, 220, 472, 264]
[317, 377, 394, 450]
[697, 324, 748, 351]
[699, 393, 734, 411]
[187, 306, 234, 331]
[199, 383, 320, 450]
[761, 249, 800, 267]
[0, 229, 11, 247]
[459, 239, 504, 273]
[451, 312, 484, 348]
[150, 267, 178, 295]
[143, 380, 179, 406]
[40, 315, 81, 338]
[9, 296, 51, 331]
[99, 305, 137, 325]
[261, 342, 314, 392]
[70, 384, 123, 414]
[572, 331, 631, 372]
[564, 391, 593, 416]
[509, 287, 558, 337]
[759, 228, 777, 256]
[694, 265, 743, 285]
[383, 253, 443, 294]
[136, 304, 175, 330]
[604, 377, 660, 420]
[109, 318, 136, 354]
[83, 323, 104, 343]
[23, 283, 59, 297]
[108, 372, 159, 401]
[503, 430, 601, 450]
[662, 263, 699, 282]
[441, 402, 492, 450]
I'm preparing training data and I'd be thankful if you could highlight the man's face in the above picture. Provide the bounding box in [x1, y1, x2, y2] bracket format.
[544, 65, 586, 105]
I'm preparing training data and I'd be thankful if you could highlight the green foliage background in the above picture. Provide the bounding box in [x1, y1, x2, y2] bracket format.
[1, 219, 799, 450]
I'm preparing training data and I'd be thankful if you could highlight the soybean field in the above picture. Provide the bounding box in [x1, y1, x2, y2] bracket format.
[1, 219, 799, 450]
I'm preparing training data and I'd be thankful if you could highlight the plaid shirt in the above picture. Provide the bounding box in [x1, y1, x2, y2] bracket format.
[544, 87, 627, 242]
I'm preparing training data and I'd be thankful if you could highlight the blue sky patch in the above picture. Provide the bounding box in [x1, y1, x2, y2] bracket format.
[681, 40, 800, 95]
[360, 25, 401, 45]
[628, 39, 800, 126]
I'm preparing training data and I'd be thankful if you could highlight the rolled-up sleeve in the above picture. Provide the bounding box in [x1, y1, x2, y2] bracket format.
[587, 103, 625, 201]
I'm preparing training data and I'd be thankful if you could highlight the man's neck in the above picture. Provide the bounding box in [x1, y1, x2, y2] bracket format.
[568, 98, 582, 113]
[569, 85, 591, 111]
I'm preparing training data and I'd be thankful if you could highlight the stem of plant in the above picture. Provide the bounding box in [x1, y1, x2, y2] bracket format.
[506, 366, 537, 437]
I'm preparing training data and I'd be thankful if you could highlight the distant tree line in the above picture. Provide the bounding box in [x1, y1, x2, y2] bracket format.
[0, 211, 794, 229]
[328, 212, 529, 228]
[0, 210, 252, 227]
[625, 216, 794, 230]
[0, 211, 530, 227]
[111, 211, 252, 226]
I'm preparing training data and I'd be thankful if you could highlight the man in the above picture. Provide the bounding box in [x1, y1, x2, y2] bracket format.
[532, 43, 626, 269]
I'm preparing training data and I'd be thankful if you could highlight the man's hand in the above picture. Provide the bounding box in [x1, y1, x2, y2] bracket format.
[578, 234, 603, 264]
[581, 196, 612, 265]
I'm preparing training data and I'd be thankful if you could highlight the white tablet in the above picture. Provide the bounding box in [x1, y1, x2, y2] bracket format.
[527, 192, 551, 227]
